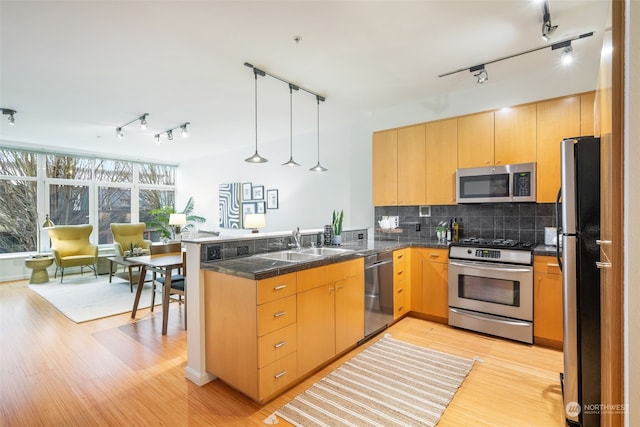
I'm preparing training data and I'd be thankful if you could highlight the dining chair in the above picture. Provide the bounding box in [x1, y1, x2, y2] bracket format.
[149, 243, 187, 328]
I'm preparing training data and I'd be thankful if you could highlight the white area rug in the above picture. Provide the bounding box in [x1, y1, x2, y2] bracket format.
[28, 274, 155, 323]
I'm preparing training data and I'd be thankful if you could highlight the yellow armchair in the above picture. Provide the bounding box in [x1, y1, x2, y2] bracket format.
[47, 225, 99, 283]
[110, 223, 152, 256]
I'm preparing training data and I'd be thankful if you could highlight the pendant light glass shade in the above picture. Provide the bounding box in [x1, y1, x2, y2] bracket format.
[310, 95, 328, 172]
[282, 84, 301, 167]
[245, 70, 268, 163]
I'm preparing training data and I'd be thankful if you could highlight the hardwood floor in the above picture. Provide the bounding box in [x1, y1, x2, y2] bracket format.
[0, 279, 564, 426]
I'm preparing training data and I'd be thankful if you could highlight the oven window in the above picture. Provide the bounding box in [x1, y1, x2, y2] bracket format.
[458, 275, 520, 307]
[459, 174, 509, 198]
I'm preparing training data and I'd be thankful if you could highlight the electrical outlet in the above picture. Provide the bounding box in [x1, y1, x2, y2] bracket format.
[207, 245, 222, 260]
[358, 233, 364, 240]
[237, 246, 249, 256]
[415, 223, 421, 232]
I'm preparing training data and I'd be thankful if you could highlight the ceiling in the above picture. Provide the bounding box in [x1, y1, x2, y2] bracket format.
[0, 0, 610, 164]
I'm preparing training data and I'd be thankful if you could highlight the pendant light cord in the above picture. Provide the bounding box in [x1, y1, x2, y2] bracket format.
[254, 71, 258, 151]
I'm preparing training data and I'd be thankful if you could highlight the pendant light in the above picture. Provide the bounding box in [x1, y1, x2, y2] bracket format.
[245, 68, 268, 163]
[309, 95, 328, 172]
[282, 83, 301, 167]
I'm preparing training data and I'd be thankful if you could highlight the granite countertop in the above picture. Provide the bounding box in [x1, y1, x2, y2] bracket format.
[201, 239, 558, 280]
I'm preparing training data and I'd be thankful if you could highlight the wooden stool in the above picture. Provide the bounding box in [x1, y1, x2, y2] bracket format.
[25, 256, 54, 284]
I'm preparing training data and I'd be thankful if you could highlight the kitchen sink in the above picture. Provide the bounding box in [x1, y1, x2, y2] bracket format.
[300, 247, 354, 256]
[258, 251, 322, 262]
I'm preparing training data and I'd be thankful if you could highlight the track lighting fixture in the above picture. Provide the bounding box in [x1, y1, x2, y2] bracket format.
[282, 83, 301, 167]
[153, 122, 190, 144]
[245, 66, 268, 163]
[310, 95, 328, 172]
[552, 40, 575, 65]
[2, 108, 16, 125]
[244, 62, 327, 170]
[541, 0, 558, 42]
[470, 65, 488, 84]
[115, 113, 149, 139]
[438, 31, 594, 82]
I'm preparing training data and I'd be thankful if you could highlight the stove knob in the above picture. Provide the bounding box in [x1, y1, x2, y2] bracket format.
[467, 249, 472, 254]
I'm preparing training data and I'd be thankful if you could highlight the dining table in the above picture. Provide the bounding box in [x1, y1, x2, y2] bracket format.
[128, 252, 184, 335]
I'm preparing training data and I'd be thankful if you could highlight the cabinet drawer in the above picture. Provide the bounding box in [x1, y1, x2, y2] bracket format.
[257, 273, 297, 305]
[394, 260, 406, 279]
[394, 285, 408, 318]
[424, 248, 449, 263]
[534, 256, 561, 275]
[257, 295, 297, 337]
[258, 323, 297, 368]
[259, 352, 298, 400]
[394, 249, 407, 262]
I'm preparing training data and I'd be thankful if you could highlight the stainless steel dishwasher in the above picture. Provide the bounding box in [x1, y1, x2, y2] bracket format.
[363, 251, 394, 340]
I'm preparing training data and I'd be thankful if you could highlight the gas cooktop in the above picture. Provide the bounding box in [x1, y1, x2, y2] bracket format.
[452, 237, 534, 250]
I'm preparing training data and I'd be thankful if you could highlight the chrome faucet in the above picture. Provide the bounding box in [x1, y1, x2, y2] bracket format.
[291, 227, 302, 250]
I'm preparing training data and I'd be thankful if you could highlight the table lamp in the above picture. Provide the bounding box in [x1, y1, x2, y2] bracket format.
[169, 213, 187, 240]
[244, 213, 266, 233]
[39, 214, 55, 254]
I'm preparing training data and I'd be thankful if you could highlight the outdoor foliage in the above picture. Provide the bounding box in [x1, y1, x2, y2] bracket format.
[146, 196, 206, 240]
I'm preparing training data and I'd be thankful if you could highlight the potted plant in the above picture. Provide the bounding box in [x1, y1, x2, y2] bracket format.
[146, 196, 206, 241]
[331, 209, 344, 245]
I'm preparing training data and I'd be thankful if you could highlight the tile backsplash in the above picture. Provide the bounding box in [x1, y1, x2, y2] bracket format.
[375, 203, 556, 245]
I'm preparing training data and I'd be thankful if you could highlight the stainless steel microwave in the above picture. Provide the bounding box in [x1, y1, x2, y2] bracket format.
[456, 162, 536, 203]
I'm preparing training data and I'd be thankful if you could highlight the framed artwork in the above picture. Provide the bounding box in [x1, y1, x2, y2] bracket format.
[256, 201, 265, 214]
[218, 183, 241, 229]
[252, 185, 264, 200]
[267, 189, 279, 209]
[242, 182, 252, 201]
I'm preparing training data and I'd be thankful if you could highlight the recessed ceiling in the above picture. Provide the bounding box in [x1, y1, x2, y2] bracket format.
[0, 0, 610, 163]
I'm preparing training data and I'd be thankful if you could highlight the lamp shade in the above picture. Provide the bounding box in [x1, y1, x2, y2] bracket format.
[169, 213, 187, 226]
[244, 213, 266, 230]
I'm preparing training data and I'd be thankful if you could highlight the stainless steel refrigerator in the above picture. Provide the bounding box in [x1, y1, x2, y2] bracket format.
[556, 136, 601, 427]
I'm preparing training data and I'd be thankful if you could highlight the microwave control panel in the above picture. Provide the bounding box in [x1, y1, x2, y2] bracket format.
[513, 172, 531, 197]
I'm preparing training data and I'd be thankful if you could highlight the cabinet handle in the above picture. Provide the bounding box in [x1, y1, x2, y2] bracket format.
[397, 271, 404, 276]
[274, 341, 286, 349]
[429, 254, 440, 258]
[546, 263, 560, 267]
[398, 306, 404, 311]
[273, 311, 286, 318]
[274, 371, 287, 379]
[329, 287, 335, 293]
[596, 240, 612, 246]
[336, 285, 343, 290]
[397, 288, 404, 293]
[596, 261, 612, 269]
[397, 254, 404, 259]
[273, 285, 286, 290]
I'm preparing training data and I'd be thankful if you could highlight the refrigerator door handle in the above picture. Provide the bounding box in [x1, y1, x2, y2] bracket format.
[555, 187, 563, 272]
[562, 235, 580, 425]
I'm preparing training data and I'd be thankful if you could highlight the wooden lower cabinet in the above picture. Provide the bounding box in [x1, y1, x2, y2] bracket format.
[410, 248, 449, 323]
[297, 258, 364, 376]
[393, 249, 410, 319]
[533, 256, 563, 349]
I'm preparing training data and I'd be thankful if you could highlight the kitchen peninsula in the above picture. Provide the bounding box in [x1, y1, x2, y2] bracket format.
[181, 227, 556, 403]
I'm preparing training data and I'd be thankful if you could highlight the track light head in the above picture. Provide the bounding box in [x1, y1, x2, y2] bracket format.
[116, 127, 124, 139]
[167, 129, 173, 141]
[2, 108, 16, 125]
[180, 123, 189, 138]
[155, 134, 161, 144]
[541, 1, 557, 41]
[139, 114, 148, 129]
[561, 45, 574, 65]
[469, 65, 488, 84]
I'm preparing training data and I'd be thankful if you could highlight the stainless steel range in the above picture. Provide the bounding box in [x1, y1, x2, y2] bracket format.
[448, 238, 534, 344]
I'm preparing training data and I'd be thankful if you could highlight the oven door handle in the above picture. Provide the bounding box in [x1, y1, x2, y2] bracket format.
[450, 308, 532, 327]
[449, 261, 532, 273]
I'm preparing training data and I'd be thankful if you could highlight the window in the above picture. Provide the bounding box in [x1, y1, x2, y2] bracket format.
[0, 148, 176, 254]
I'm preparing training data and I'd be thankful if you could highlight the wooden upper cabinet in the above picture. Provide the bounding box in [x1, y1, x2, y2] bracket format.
[457, 111, 494, 168]
[536, 95, 581, 203]
[397, 124, 426, 205]
[425, 118, 457, 205]
[580, 91, 596, 136]
[372, 129, 398, 206]
[494, 103, 537, 165]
